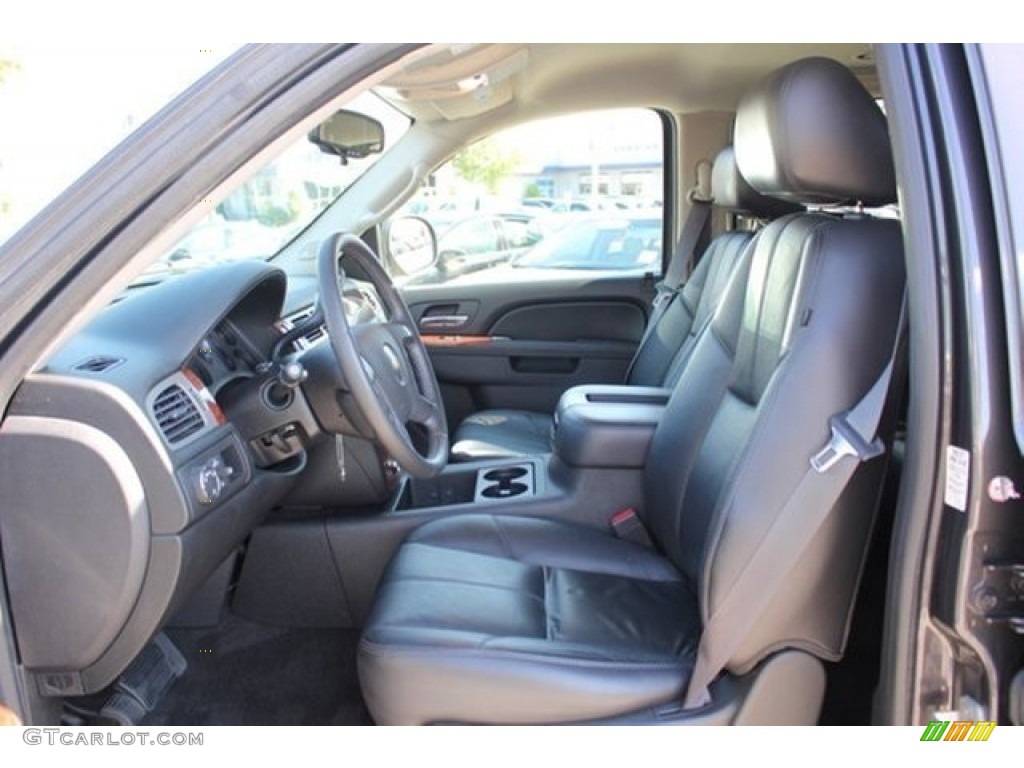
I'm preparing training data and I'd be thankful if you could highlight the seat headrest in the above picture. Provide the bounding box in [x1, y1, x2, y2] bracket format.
[711, 146, 802, 218]
[735, 57, 896, 207]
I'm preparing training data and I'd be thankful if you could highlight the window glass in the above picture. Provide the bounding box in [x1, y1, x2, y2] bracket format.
[390, 108, 664, 286]
[0, 46, 239, 246]
[134, 91, 410, 287]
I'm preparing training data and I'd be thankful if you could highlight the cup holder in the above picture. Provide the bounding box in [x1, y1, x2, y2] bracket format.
[481, 481, 528, 499]
[475, 464, 534, 502]
[483, 467, 528, 482]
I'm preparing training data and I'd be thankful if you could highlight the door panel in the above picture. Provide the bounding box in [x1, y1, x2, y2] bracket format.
[490, 301, 643, 342]
[388, 107, 667, 431]
[404, 275, 653, 428]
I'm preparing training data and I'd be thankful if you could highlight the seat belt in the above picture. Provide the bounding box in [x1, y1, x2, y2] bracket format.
[683, 294, 908, 709]
[653, 160, 714, 315]
[626, 161, 713, 381]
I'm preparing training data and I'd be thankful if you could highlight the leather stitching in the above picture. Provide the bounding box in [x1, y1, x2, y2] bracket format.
[359, 636, 691, 670]
[491, 515, 517, 559]
[409, 529, 682, 584]
[542, 566, 556, 641]
[381, 574, 545, 602]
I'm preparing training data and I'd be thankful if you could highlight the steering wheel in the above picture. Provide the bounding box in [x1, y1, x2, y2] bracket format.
[317, 232, 448, 478]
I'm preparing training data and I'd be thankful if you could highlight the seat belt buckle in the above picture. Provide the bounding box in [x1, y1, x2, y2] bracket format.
[610, 508, 654, 548]
[810, 412, 885, 474]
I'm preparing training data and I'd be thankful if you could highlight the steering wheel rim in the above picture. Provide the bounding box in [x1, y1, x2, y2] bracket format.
[317, 232, 448, 478]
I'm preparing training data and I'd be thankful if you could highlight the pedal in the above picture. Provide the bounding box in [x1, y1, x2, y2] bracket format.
[96, 633, 186, 725]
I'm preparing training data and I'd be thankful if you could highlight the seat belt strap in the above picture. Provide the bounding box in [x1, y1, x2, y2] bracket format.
[652, 158, 714, 310]
[625, 200, 709, 386]
[652, 198, 712, 312]
[683, 293, 907, 709]
[651, 207, 708, 315]
[626, 169, 714, 383]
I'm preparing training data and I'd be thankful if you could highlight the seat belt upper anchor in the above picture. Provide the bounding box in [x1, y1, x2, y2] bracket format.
[810, 412, 885, 474]
[651, 282, 679, 310]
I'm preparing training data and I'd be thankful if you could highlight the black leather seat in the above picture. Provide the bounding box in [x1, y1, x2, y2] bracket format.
[359, 57, 905, 725]
[451, 146, 799, 462]
[359, 514, 702, 724]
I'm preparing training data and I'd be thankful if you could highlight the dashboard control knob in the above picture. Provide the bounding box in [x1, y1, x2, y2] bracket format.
[278, 361, 308, 389]
[195, 456, 226, 504]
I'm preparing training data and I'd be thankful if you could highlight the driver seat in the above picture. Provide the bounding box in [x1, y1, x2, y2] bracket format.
[357, 57, 904, 725]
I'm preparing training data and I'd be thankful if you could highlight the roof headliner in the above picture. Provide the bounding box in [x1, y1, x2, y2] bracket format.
[378, 43, 877, 124]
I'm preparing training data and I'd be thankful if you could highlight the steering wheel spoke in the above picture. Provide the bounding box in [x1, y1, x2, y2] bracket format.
[369, 374, 411, 433]
[384, 321, 416, 342]
[317, 233, 448, 478]
[410, 393, 444, 432]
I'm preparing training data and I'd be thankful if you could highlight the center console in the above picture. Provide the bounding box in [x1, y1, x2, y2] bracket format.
[396, 459, 540, 509]
[553, 384, 670, 468]
[393, 384, 670, 511]
[234, 384, 672, 629]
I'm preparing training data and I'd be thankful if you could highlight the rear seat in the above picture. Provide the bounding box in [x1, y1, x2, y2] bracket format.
[451, 146, 800, 461]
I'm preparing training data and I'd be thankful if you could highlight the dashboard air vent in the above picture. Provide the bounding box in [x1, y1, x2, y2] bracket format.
[303, 326, 326, 345]
[73, 355, 124, 373]
[282, 308, 325, 349]
[152, 384, 204, 444]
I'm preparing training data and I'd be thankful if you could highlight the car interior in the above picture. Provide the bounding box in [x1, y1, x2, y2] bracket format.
[0, 43, 915, 726]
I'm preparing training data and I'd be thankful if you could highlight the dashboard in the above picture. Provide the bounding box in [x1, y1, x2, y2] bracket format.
[193, 318, 264, 392]
[0, 262, 359, 697]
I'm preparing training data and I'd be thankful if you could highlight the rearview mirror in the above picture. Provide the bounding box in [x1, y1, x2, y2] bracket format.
[385, 217, 437, 276]
[308, 110, 385, 162]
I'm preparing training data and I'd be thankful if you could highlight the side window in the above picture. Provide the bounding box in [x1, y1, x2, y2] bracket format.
[390, 108, 664, 286]
[439, 218, 500, 257]
[436, 218, 503, 275]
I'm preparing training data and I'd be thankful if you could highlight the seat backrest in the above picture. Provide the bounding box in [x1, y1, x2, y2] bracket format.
[628, 147, 800, 388]
[643, 57, 905, 674]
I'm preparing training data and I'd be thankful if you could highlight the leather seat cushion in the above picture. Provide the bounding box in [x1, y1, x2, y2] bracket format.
[358, 514, 700, 724]
[450, 409, 553, 461]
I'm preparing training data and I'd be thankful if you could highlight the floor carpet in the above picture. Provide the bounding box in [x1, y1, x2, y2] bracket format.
[142, 616, 372, 726]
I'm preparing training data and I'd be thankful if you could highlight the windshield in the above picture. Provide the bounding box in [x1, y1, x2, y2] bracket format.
[0, 46, 239, 245]
[135, 91, 409, 286]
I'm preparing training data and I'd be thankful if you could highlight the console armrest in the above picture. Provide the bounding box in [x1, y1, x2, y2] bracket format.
[553, 385, 670, 468]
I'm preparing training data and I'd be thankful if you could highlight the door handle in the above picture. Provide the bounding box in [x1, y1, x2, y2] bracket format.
[419, 314, 469, 330]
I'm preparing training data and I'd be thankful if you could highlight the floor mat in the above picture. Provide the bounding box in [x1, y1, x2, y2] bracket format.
[143, 617, 371, 726]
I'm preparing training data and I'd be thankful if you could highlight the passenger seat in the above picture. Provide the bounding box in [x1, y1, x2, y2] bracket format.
[451, 146, 801, 461]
